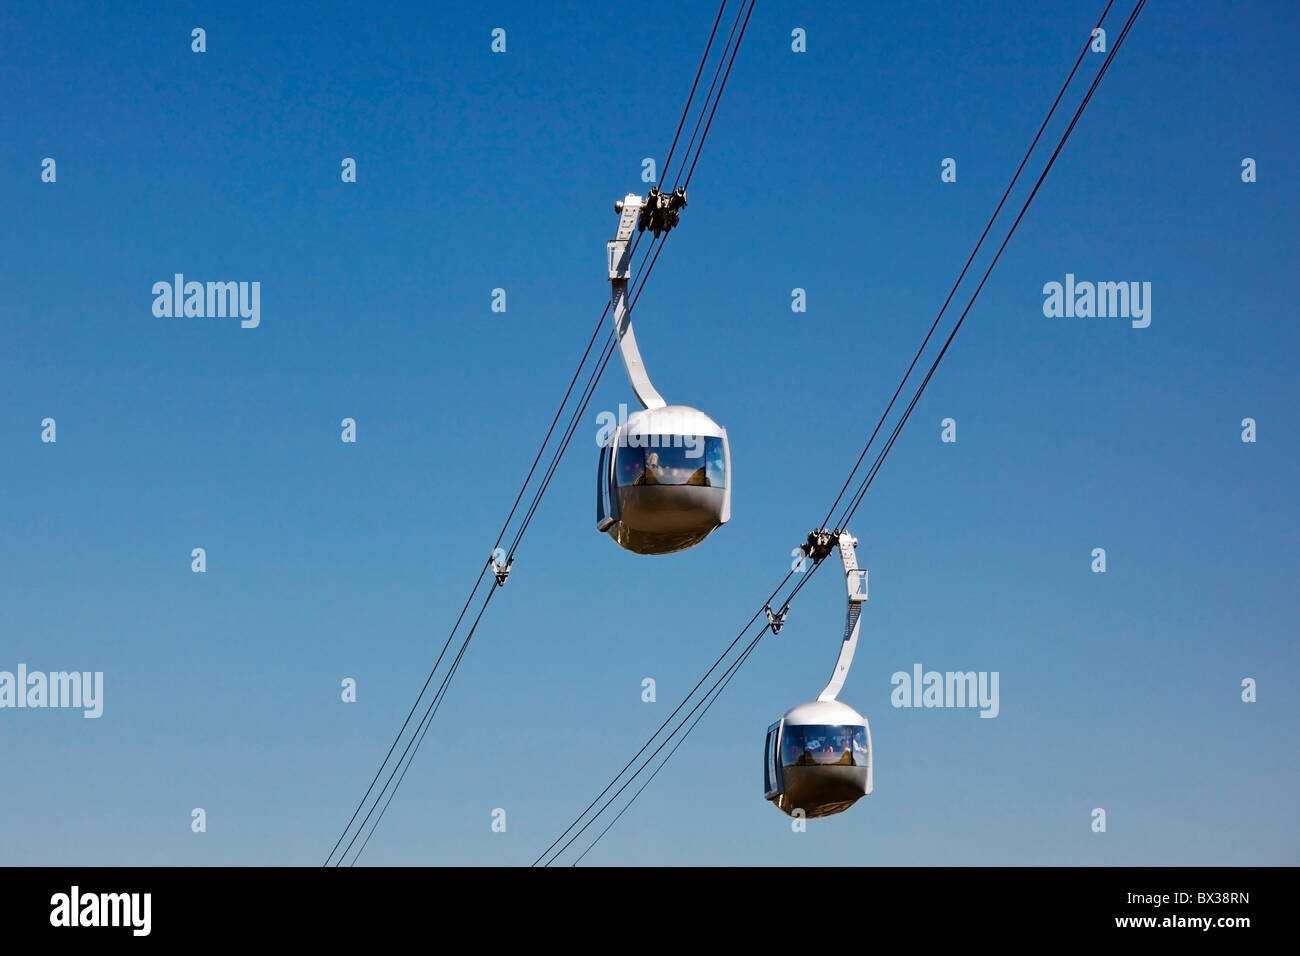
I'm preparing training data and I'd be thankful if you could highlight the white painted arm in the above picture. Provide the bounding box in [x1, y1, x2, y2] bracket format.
[606, 194, 667, 410]
[818, 531, 868, 702]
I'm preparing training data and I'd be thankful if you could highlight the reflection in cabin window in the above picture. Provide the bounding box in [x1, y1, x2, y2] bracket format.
[615, 436, 727, 488]
[781, 725, 869, 768]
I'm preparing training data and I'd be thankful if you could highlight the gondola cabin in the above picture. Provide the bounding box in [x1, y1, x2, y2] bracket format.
[597, 404, 731, 555]
[764, 698, 872, 819]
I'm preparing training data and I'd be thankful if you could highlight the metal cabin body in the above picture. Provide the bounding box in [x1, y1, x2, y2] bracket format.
[764, 699, 873, 819]
[597, 405, 731, 555]
[596, 191, 731, 555]
[764, 530, 874, 818]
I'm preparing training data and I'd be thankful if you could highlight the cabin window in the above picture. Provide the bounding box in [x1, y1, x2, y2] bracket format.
[780, 725, 869, 768]
[615, 436, 727, 488]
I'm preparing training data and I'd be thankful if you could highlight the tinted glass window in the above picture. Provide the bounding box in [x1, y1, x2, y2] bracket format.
[615, 436, 726, 488]
[781, 724, 869, 768]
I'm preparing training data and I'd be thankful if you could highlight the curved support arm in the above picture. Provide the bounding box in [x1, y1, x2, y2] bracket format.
[817, 531, 868, 702]
[607, 194, 667, 410]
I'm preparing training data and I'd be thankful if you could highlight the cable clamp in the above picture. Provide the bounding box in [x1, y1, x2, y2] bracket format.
[637, 185, 687, 237]
[800, 529, 836, 563]
[765, 603, 790, 635]
[490, 550, 513, 587]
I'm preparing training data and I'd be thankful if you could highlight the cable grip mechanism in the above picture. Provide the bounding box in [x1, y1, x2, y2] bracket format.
[800, 529, 836, 563]
[489, 550, 513, 587]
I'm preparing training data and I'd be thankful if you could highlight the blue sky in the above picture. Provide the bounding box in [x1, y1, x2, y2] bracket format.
[1, 0, 1296, 866]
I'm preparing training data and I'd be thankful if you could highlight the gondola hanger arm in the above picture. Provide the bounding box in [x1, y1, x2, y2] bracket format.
[606, 193, 669, 410]
[816, 530, 867, 702]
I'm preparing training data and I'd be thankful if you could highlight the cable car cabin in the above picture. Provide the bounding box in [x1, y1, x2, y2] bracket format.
[764, 699, 872, 819]
[597, 405, 731, 555]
